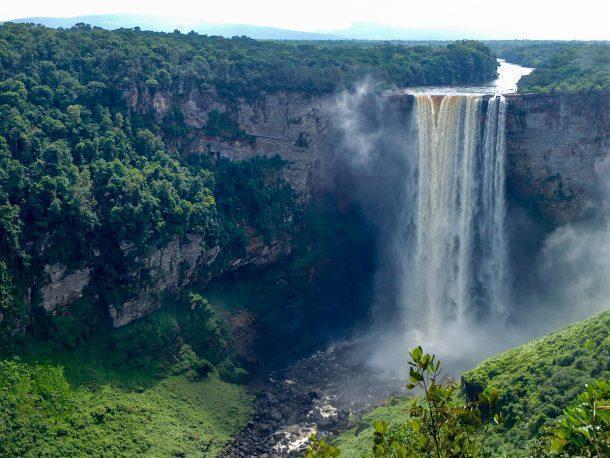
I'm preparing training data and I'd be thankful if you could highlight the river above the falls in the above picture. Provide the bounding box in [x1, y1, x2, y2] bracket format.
[400, 59, 533, 95]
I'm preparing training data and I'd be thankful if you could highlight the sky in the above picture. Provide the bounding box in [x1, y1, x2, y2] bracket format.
[1, 0, 608, 40]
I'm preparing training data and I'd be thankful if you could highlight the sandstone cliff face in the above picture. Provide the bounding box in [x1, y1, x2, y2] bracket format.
[39, 264, 91, 313]
[108, 235, 218, 327]
[505, 92, 610, 224]
[36, 89, 609, 327]
[108, 234, 290, 327]
[123, 85, 334, 197]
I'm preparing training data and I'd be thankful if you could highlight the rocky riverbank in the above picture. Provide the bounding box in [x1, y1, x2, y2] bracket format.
[222, 341, 406, 457]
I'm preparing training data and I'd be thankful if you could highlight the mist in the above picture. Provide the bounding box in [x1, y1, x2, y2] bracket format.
[511, 157, 610, 334]
[328, 81, 417, 335]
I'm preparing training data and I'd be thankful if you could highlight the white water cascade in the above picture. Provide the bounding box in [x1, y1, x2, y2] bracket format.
[403, 94, 509, 341]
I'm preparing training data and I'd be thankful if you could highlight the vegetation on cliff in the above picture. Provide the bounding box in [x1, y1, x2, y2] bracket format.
[0, 21, 498, 341]
[0, 22, 297, 339]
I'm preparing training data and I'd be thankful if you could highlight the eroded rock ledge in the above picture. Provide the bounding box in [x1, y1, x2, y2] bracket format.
[37, 234, 290, 328]
[34, 90, 610, 327]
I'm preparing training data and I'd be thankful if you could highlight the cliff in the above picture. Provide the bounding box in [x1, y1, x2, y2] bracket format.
[32, 89, 610, 329]
[123, 84, 335, 197]
[37, 234, 290, 328]
[30, 88, 315, 329]
[505, 92, 610, 224]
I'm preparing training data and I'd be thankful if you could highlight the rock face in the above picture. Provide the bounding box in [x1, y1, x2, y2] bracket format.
[108, 235, 289, 327]
[108, 235, 218, 327]
[505, 92, 610, 223]
[36, 89, 609, 327]
[38, 234, 290, 327]
[123, 85, 334, 197]
[39, 264, 92, 313]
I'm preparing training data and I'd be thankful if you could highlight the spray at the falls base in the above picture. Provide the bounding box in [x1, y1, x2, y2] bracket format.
[368, 93, 513, 373]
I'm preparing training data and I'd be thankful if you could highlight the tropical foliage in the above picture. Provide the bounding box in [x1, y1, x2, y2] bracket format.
[1, 23, 498, 100]
[500, 42, 610, 93]
[308, 347, 503, 458]
[461, 310, 610, 456]
[545, 379, 610, 457]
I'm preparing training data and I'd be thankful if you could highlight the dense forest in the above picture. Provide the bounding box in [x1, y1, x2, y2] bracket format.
[0, 23, 498, 99]
[0, 22, 499, 342]
[497, 42, 610, 93]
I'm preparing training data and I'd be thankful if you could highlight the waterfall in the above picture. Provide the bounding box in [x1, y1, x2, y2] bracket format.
[404, 94, 508, 338]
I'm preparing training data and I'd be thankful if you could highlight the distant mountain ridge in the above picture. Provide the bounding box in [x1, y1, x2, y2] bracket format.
[325, 22, 487, 40]
[8, 14, 339, 40]
[10, 15, 609, 42]
[8, 14, 497, 40]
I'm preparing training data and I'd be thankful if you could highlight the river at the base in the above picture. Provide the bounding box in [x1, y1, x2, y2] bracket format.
[222, 339, 405, 457]
[221, 59, 534, 458]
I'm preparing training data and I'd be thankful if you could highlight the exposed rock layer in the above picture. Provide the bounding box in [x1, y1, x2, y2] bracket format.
[108, 235, 217, 327]
[505, 92, 609, 223]
[36, 89, 609, 325]
[123, 85, 334, 197]
[39, 264, 92, 313]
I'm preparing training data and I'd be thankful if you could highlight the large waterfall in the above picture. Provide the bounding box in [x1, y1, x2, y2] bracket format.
[403, 94, 509, 340]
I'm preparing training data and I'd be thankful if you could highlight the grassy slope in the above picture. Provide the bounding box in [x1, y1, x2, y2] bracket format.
[0, 347, 251, 457]
[333, 309, 610, 457]
[462, 309, 610, 456]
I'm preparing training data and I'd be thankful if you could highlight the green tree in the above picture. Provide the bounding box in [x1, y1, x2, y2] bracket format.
[307, 347, 503, 458]
[306, 433, 341, 457]
[545, 379, 610, 457]
[371, 347, 502, 458]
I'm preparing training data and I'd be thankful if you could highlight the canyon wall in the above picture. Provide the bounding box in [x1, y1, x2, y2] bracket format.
[122, 84, 335, 197]
[36, 88, 609, 327]
[505, 92, 610, 224]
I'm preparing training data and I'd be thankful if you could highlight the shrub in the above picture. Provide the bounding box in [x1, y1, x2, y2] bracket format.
[545, 379, 610, 456]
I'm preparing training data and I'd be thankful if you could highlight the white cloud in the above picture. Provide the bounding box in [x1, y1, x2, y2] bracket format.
[0, 0, 608, 40]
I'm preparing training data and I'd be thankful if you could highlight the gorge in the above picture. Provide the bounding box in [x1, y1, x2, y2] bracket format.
[0, 25, 608, 457]
[227, 64, 610, 454]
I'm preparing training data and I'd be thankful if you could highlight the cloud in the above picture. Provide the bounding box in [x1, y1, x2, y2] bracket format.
[3, 0, 608, 39]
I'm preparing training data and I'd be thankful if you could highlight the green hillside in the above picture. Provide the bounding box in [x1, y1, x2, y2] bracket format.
[462, 309, 610, 456]
[332, 310, 610, 456]
[0, 343, 251, 456]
